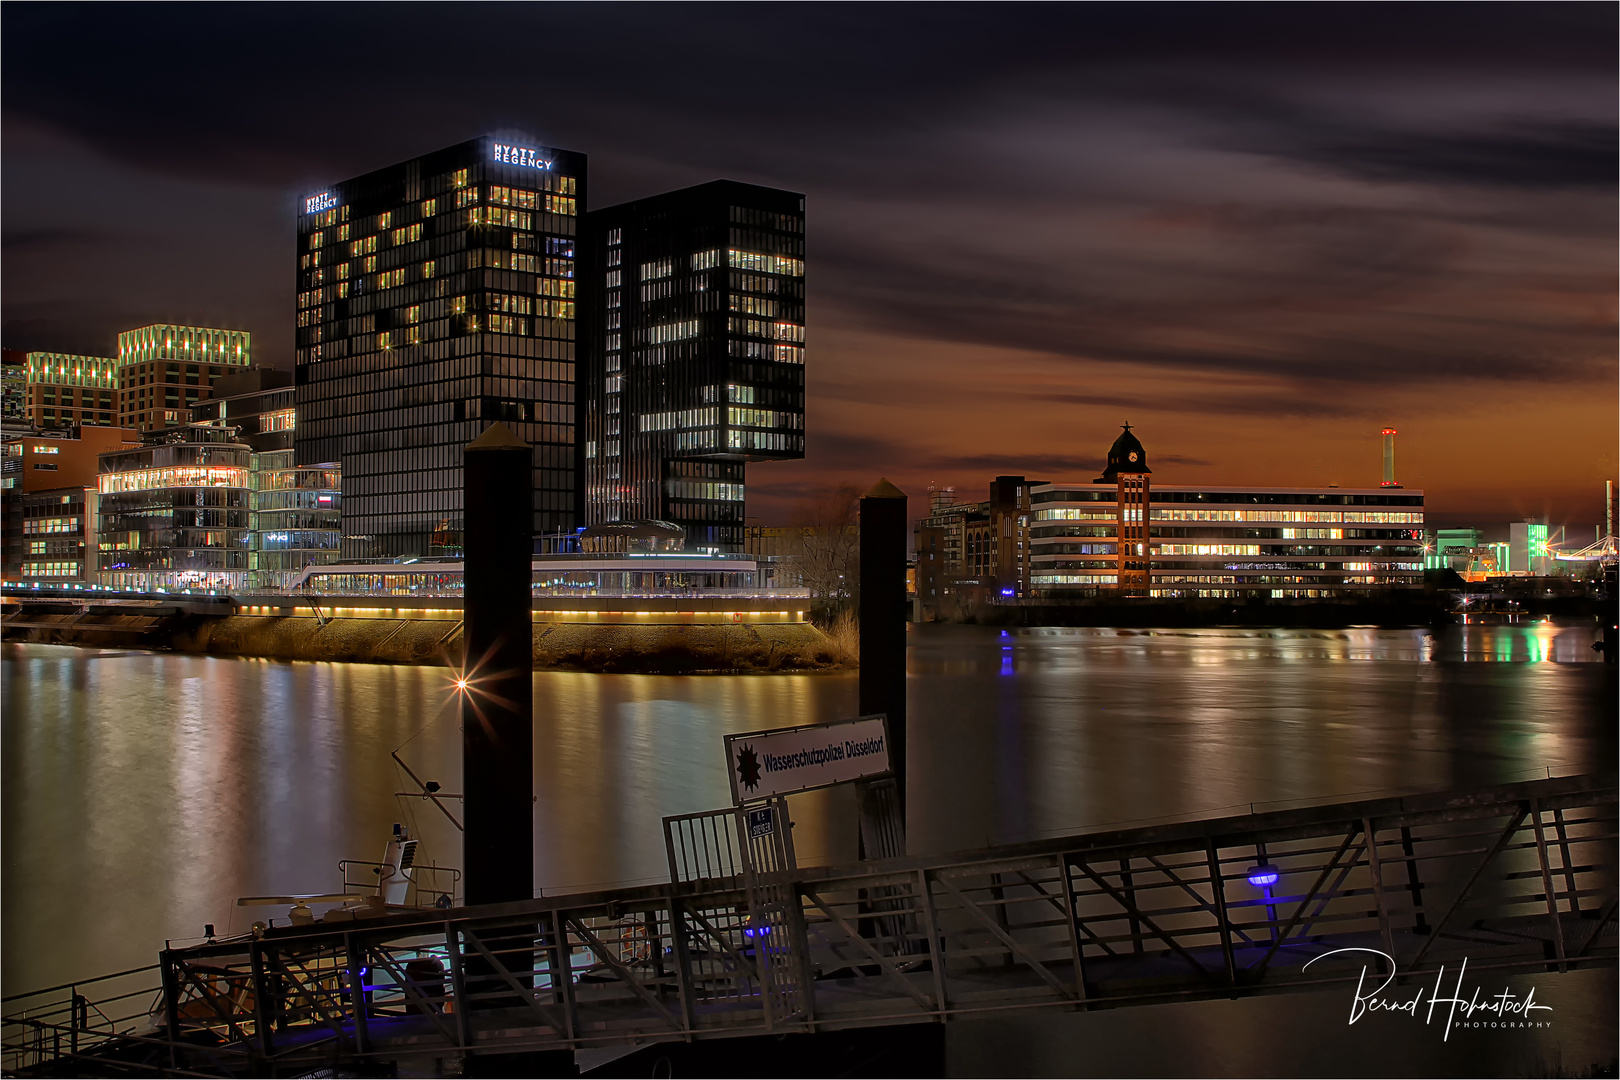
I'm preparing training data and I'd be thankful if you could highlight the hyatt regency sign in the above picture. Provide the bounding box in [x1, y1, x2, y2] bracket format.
[493, 143, 554, 170]
[725, 715, 891, 805]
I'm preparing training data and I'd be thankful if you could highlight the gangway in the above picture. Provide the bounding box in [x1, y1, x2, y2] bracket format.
[3, 773, 1614, 1077]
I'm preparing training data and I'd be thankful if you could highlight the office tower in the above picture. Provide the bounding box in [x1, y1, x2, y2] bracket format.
[581, 181, 805, 552]
[294, 135, 585, 559]
[116, 325, 251, 431]
[24, 353, 118, 428]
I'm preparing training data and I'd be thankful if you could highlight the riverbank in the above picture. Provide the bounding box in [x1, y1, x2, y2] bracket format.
[3, 613, 847, 673]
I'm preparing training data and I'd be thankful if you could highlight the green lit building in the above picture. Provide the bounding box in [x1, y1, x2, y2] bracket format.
[1425, 527, 1483, 571]
[24, 352, 118, 428]
[116, 324, 251, 432]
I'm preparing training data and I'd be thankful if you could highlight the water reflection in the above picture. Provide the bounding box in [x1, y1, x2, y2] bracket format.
[3, 620, 1612, 1000]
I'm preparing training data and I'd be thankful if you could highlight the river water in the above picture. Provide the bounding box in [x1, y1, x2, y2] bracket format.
[3, 621, 1614, 1075]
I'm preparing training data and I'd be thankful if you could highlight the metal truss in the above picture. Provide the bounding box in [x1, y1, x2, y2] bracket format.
[5, 773, 1614, 1077]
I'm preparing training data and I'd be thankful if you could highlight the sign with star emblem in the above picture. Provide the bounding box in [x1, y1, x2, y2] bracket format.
[724, 715, 891, 804]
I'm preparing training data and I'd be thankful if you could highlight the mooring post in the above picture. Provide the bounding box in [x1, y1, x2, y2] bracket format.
[461, 422, 535, 905]
[859, 478, 909, 824]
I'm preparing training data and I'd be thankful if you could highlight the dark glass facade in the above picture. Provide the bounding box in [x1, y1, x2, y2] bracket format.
[294, 135, 586, 558]
[581, 181, 805, 552]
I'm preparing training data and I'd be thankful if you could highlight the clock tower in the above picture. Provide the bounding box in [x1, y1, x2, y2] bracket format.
[1095, 424, 1152, 595]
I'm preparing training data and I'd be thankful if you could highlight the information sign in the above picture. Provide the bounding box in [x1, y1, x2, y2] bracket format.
[724, 715, 891, 805]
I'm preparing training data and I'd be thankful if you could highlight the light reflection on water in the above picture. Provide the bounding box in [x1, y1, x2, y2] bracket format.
[3, 620, 1613, 1012]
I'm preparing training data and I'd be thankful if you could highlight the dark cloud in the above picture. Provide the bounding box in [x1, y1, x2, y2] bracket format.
[927, 453, 1099, 477]
[0, 4, 1612, 524]
[1, 228, 109, 253]
[1263, 119, 1617, 191]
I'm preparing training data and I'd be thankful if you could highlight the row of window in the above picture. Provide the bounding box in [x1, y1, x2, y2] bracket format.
[645, 319, 700, 344]
[665, 480, 745, 502]
[728, 206, 803, 233]
[727, 406, 802, 430]
[726, 318, 805, 342]
[728, 340, 804, 364]
[19, 562, 81, 578]
[300, 253, 576, 310]
[639, 406, 719, 432]
[23, 516, 81, 535]
[1037, 507, 1425, 525]
[727, 430, 800, 451]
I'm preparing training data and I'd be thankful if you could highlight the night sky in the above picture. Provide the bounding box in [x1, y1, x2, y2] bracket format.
[4, 4, 1614, 532]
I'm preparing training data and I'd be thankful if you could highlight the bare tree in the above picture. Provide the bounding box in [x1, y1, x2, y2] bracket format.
[789, 483, 861, 624]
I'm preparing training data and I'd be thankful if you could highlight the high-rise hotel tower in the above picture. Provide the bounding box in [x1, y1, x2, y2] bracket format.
[580, 181, 805, 551]
[295, 135, 586, 558]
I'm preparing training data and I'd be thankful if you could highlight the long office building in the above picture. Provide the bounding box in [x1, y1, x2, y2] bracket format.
[1028, 428, 1424, 597]
[294, 135, 585, 559]
[581, 181, 805, 552]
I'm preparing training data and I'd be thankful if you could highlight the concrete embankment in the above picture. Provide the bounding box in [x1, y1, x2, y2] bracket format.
[6, 612, 846, 673]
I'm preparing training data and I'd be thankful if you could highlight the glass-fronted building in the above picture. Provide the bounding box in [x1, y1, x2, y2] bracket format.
[116, 325, 251, 432]
[581, 180, 805, 552]
[288, 552, 803, 600]
[191, 374, 341, 590]
[1029, 484, 1425, 597]
[24, 353, 118, 428]
[97, 424, 254, 592]
[294, 134, 586, 559]
[252, 454, 341, 590]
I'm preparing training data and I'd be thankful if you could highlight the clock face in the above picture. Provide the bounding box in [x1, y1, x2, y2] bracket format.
[1128, 451, 1139, 462]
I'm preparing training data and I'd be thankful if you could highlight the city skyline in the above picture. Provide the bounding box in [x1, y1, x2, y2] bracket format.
[3, 5, 1614, 531]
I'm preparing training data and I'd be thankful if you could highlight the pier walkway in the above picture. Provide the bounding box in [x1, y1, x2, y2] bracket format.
[4, 773, 1614, 1077]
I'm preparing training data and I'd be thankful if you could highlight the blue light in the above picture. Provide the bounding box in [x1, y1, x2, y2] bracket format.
[1247, 864, 1281, 888]
[1001, 587, 1014, 596]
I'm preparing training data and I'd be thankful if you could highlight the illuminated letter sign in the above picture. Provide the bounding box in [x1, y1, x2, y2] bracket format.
[304, 192, 339, 214]
[492, 142, 554, 170]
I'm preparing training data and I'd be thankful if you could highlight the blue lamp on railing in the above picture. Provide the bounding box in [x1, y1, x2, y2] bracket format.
[1247, 861, 1281, 942]
[1246, 863, 1280, 888]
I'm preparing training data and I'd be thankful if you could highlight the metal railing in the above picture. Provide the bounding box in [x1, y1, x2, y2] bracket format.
[5, 773, 1613, 1077]
[338, 861, 462, 909]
